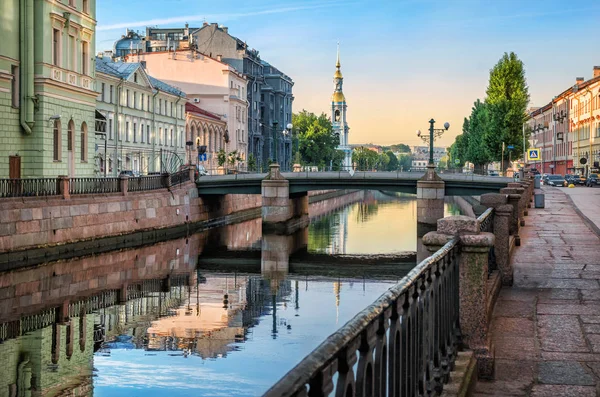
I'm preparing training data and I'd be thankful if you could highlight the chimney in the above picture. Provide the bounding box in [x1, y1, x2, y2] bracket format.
[594, 66, 600, 78]
[203, 22, 209, 27]
[222, 26, 228, 33]
[216, 54, 222, 62]
[576, 77, 584, 85]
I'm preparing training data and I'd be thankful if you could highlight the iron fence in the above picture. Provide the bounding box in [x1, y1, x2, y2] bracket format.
[169, 169, 190, 186]
[69, 177, 121, 195]
[128, 176, 164, 192]
[478, 207, 496, 275]
[0, 178, 59, 198]
[264, 237, 461, 397]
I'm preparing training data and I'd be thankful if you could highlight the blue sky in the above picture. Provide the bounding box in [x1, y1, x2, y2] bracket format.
[96, 0, 600, 147]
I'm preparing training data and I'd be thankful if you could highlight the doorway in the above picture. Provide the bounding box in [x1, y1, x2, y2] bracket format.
[9, 155, 21, 179]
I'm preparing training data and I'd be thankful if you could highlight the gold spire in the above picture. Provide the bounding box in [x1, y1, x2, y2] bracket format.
[334, 42, 343, 79]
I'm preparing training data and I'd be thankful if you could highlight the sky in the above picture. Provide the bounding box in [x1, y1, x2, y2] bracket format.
[96, 0, 600, 148]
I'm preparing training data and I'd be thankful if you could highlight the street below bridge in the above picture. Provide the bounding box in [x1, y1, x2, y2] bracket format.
[474, 186, 600, 396]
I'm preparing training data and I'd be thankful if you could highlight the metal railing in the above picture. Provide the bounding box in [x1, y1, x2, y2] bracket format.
[169, 169, 190, 186]
[70, 177, 120, 195]
[128, 176, 164, 192]
[264, 237, 461, 397]
[478, 207, 496, 275]
[0, 178, 59, 198]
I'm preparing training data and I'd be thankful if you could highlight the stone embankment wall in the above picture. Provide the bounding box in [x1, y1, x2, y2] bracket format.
[0, 181, 260, 253]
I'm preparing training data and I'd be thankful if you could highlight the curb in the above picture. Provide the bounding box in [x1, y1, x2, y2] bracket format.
[563, 191, 600, 238]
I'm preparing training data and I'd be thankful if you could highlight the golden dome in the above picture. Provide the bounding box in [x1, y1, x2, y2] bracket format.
[334, 69, 343, 79]
[332, 91, 345, 102]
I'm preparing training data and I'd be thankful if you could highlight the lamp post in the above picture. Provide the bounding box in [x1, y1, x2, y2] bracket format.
[287, 123, 294, 169]
[416, 118, 450, 168]
[282, 127, 290, 171]
[272, 120, 279, 164]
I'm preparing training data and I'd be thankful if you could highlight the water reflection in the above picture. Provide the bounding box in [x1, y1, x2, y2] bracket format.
[0, 191, 461, 396]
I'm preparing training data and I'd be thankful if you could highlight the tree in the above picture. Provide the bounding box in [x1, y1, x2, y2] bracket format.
[484, 52, 529, 161]
[375, 153, 390, 171]
[390, 143, 411, 153]
[227, 150, 243, 169]
[385, 151, 399, 171]
[397, 153, 413, 171]
[247, 153, 257, 172]
[352, 147, 378, 171]
[466, 99, 492, 172]
[292, 110, 340, 168]
[217, 149, 227, 167]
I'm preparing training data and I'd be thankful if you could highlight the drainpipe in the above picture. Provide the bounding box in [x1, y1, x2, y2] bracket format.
[114, 78, 124, 176]
[151, 89, 159, 173]
[19, 0, 34, 134]
[174, 96, 182, 167]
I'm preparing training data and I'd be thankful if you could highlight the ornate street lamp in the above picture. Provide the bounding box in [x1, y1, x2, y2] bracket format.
[416, 119, 450, 167]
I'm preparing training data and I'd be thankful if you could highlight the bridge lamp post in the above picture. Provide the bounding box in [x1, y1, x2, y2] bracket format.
[417, 119, 450, 168]
[272, 120, 279, 164]
[282, 128, 290, 171]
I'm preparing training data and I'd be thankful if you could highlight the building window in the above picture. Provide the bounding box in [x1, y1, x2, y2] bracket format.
[141, 93, 145, 110]
[125, 121, 130, 141]
[109, 119, 113, 140]
[170, 102, 173, 116]
[109, 85, 113, 103]
[53, 120, 61, 161]
[69, 35, 76, 71]
[52, 29, 61, 67]
[80, 122, 87, 161]
[159, 99, 162, 115]
[81, 41, 89, 75]
[134, 92, 137, 109]
[147, 125, 150, 144]
[170, 129, 173, 146]
[69, 0, 74, 6]
[101, 83, 105, 102]
[126, 89, 130, 107]
[83, 0, 89, 13]
[140, 124, 144, 143]
[134, 73, 138, 83]
[11, 66, 19, 108]
[147, 96, 150, 111]
[133, 122, 137, 142]
[67, 121, 74, 152]
[159, 128, 162, 145]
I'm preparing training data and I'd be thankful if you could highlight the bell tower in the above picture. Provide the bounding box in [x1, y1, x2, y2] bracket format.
[332, 43, 351, 169]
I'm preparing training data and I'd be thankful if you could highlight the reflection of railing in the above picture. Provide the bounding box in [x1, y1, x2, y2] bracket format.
[264, 238, 461, 397]
[70, 177, 120, 195]
[128, 176, 163, 192]
[169, 169, 190, 186]
[478, 208, 497, 275]
[0, 178, 59, 198]
[0, 308, 58, 340]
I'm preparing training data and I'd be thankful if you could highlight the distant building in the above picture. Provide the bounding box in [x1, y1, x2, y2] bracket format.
[411, 145, 446, 169]
[126, 50, 248, 168]
[331, 45, 352, 169]
[95, 57, 186, 175]
[192, 23, 294, 170]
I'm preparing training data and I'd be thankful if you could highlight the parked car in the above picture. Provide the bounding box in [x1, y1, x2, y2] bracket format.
[569, 174, 586, 185]
[529, 168, 540, 175]
[119, 170, 135, 177]
[546, 175, 565, 186]
[586, 174, 599, 187]
[541, 174, 550, 184]
[488, 171, 499, 177]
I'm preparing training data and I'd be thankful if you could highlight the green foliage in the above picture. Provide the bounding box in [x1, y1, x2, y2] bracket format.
[247, 153, 257, 172]
[227, 150, 243, 168]
[217, 149, 227, 167]
[384, 143, 411, 153]
[292, 110, 339, 167]
[397, 153, 413, 171]
[448, 52, 529, 169]
[352, 147, 379, 171]
[385, 151, 399, 171]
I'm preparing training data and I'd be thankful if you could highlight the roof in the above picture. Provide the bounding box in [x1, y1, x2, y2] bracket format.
[95, 57, 186, 98]
[185, 102, 222, 122]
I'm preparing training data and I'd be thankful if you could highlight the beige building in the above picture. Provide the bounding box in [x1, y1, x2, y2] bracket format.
[95, 56, 186, 175]
[125, 50, 249, 168]
[569, 69, 600, 175]
[185, 102, 227, 169]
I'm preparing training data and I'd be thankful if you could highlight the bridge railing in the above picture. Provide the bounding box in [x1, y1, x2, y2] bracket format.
[264, 238, 461, 397]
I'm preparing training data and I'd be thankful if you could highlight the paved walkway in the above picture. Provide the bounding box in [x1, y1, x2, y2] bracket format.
[474, 186, 600, 396]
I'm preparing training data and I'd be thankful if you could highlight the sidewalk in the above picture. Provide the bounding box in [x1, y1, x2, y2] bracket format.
[558, 186, 600, 234]
[474, 187, 600, 396]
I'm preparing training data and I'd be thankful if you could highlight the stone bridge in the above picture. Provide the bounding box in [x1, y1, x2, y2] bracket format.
[196, 165, 513, 232]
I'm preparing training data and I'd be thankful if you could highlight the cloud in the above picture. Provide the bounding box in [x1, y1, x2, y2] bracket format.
[97, 2, 345, 31]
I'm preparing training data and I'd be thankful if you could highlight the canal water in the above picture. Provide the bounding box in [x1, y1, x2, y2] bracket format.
[0, 191, 460, 396]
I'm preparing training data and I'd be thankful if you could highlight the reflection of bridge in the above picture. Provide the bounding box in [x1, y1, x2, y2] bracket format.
[196, 171, 512, 196]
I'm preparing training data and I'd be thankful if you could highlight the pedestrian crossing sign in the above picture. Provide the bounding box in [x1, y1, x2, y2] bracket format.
[527, 148, 541, 161]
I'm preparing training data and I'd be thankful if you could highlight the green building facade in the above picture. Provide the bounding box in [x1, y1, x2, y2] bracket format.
[0, 0, 97, 178]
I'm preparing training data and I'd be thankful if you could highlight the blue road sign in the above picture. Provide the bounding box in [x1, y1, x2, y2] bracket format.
[198, 153, 207, 162]
[507, 145, 514, 150]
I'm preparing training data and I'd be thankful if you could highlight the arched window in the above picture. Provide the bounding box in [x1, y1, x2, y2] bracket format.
[80, 122, 87, 161]
[67, 120, 75, 153]
[53, 120, 62, 161]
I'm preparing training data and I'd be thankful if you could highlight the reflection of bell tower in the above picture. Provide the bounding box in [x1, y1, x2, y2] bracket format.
[333, 281, 341, 324]
[332, 43, 351, 169]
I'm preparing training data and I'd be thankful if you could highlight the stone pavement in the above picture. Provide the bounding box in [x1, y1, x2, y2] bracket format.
[473, 187, 600, 396]
[558, 185, 600, 235]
